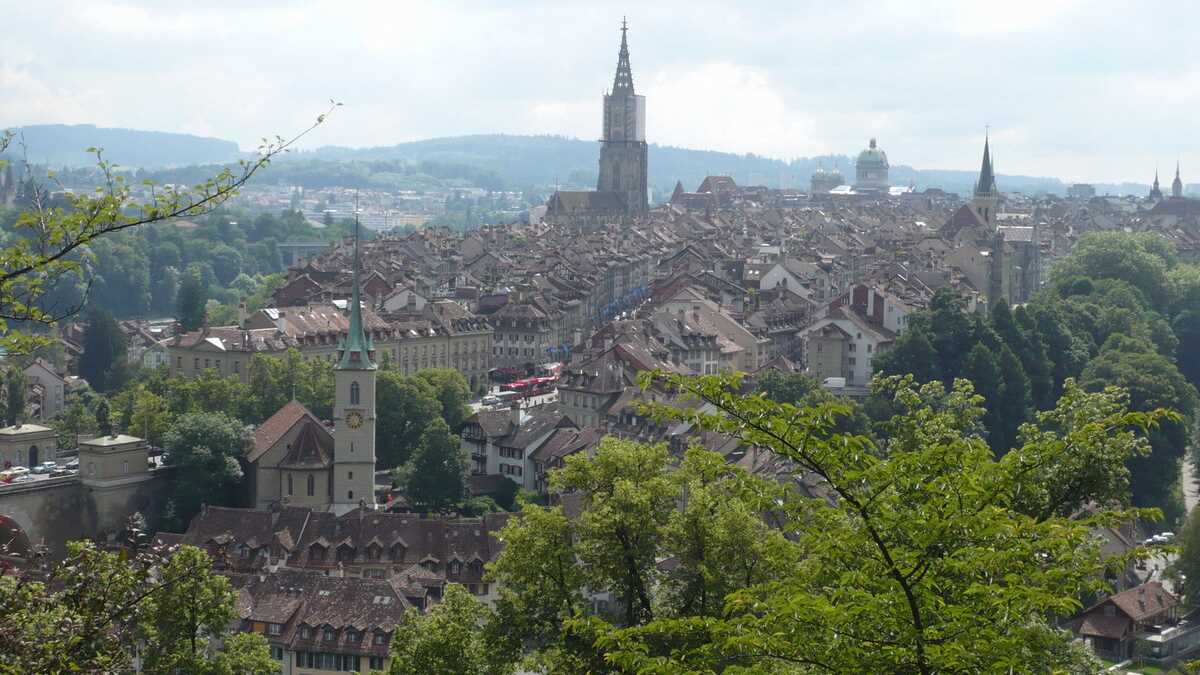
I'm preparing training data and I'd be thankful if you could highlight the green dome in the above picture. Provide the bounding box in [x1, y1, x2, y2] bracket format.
[856, 138, 889, 168]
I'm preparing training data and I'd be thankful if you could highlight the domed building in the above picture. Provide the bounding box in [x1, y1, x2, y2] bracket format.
[855, 138, 890, 192]
[810, 165, 844, 194]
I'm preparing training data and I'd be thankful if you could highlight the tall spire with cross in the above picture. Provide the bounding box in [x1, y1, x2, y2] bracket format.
[612, 17, 635, 96]
[975, 128, 997, 197]
[1174, 160, 1184, 198]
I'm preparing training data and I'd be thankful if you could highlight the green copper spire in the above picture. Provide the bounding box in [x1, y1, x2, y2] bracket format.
[337, 208, 376, 371]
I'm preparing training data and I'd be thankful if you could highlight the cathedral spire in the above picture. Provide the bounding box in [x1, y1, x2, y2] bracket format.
[611, 17, 635, 97]
[975, 130, 997, 197]
[1174, 160, 1184, 198]
[338, 199, 376, 371]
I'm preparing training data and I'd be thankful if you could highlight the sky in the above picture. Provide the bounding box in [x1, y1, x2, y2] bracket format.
[1, 0, 1196, 183]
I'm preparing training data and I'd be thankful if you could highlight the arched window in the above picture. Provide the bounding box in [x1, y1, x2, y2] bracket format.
[307, 474, 315, 497]
[350, 381, 360, 405]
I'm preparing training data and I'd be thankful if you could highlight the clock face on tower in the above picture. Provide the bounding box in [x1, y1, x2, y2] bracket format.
[345, 411, 364, 429]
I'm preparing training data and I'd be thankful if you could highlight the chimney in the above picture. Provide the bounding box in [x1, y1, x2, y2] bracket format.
[510, 402, 522, 429]
[238, 298, 248, 329]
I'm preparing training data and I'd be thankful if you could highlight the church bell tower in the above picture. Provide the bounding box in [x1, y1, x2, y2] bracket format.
[332, 215, 377, 514]
[598, 18, 649, 216]
[972, 132, 999, 228]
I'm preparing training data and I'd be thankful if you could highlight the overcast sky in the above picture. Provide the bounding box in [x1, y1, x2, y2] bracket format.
[2, 0, 1195, 183]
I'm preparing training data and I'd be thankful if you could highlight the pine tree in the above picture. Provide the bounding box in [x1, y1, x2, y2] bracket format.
[78, 307, 127, 393]
[5, 367, 25, 427]
[176, 270, 207, 332]
[994, 344, 1031, 454]
[963, 343, 1003, 448]
[95, 398, 112, 437]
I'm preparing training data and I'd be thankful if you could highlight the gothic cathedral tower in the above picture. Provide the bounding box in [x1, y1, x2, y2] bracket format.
[598, 19, 649, 216]
[332, 217, 377, 514]
[972, 132, 999, 228]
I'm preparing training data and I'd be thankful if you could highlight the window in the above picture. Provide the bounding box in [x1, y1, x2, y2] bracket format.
[176, 356, 183, 369]
[346, 629, 361, 643]
[122, 460, 129, 474]
[370, 655, 385, 670]
[848, 357, 857, 366]
[324, 627, 335, 642]
[204, 358, 210, 368]
[268, 623, 282, 636]
[233, 361, 240, 374]
[348, 490, 354, 500]
[287, 474, 293, 496]
[307, 474, 315, 497]
[350, 381, 360, 405]
[374, 632, 388, 645]
[193, 358, 200, 370]
[270, 645, 284, 661]
[449, 560, 462, 575]
[348, 471, 353, 480]
[88, 462, 96, 476]
[301, 626, 312, 639]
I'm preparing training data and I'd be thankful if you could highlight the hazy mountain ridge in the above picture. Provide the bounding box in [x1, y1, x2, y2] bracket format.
[4, 125, 1145, 196]
[5, 124, 242, 168]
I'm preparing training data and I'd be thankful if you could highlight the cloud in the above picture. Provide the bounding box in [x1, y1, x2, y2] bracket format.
[0, 0, 1195, 182]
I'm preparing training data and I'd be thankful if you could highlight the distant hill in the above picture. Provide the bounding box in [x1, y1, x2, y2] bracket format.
[295, 134, 1073, 197]
[5, 126, 1146, 196]
[4, 124, 242, 168]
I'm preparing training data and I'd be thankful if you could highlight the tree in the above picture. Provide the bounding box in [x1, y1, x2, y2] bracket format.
[176, 268, 207, 332]
[78, 307, 127, 392]
[0, 108, 335, 355]
[571, 371, 1165, 674]
[402, 418, 467, 512]
[376, 371, 441, 468]
[140, 546, 241, 673]
[962, 343, 1003, 451]
[994, 343, 1031, 454]
[54, 399, 96, 448]
[161, 412, 249, 531]
[95, 398, 112, 437]
[0, 540, 271, 674]
[417, 368, 472, 430]
[1083, 334, 1198, 517]
[873, 327, 939, 385]
[1173, 506, 1200, 606]
[387, 584, 510, 675]
[4, 367, 24, 427]
[129, 388, 171, 446]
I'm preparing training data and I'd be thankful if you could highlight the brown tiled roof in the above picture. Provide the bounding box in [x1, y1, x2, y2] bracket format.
[1076, 614, 1130, 640]
[250, 401, 323, 462]
[1105, 581, 1178, 623]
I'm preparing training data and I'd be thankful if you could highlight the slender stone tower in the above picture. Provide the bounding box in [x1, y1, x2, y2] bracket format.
[331, 215, 377, 514]
[598, 18, 649, 216]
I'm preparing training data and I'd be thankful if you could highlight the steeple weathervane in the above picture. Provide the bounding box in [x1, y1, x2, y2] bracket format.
[337, 194, 376, 371]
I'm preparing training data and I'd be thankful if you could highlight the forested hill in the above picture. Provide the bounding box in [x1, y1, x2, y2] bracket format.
[5, 126, 1122, 195]
[296, 134, 1072, 196]
[4, 124, 242, 168]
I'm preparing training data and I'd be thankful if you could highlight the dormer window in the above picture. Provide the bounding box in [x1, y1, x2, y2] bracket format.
[391, 544, 406, 561]
[309, 544, 326, 562]
[449, 560, 462, 575]
[324, 627, 335, 642]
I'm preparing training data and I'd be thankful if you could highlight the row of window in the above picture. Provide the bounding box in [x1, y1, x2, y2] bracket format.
[295, 651, 385, 671]
[498, 447, 523, 460]
[500, 463, 524, 477]
[182, 356, 242, 374]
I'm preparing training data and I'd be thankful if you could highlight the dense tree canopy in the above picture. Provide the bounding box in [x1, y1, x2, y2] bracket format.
[160, 412, 250, 531]
[477, 372, 1158, 673]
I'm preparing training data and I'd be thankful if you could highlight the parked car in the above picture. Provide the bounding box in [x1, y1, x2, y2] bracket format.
[31, 461, 57, 474]
[0, 466, 31, 482]
[481, 395, 501, 407]
[49, 468, 73, 478]
[11, 474, 35, 483]
[65, 458, 79, 470]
